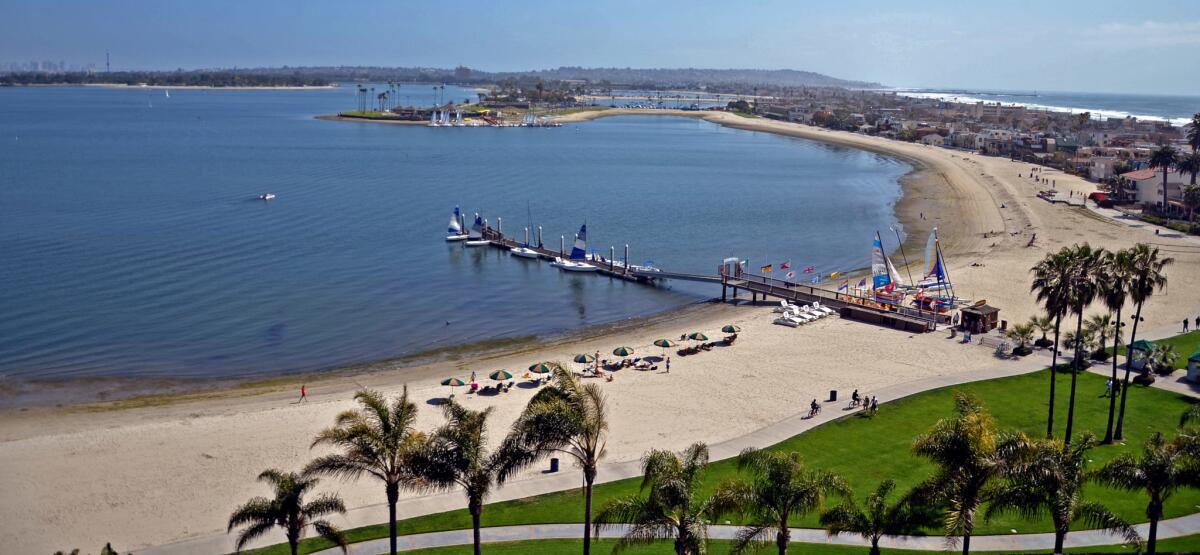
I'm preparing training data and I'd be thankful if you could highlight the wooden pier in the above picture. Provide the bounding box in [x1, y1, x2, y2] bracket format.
[478, 224, 939, 333]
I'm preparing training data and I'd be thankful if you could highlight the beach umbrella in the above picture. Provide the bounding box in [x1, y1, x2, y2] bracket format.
[653, 339, 677, 348]
[573, 353, 596, 363]
[612, 346, 635, 357]
[528, 362, 557, 374]
[721, 325, 742, 333]
[441, 377, 466, 386]
[687, 332, 708, 341]
[488, 370, 513, 381]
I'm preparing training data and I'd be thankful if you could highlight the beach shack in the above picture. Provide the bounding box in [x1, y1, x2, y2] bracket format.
[1187, 351, 1200, 383]
[959, 303, 1000, 334]
[1129, 339, 1155, 372]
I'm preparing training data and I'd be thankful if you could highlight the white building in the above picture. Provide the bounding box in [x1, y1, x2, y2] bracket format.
[1120, 168, 1189, 213]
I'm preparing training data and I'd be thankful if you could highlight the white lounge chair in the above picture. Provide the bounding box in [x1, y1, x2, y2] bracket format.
[773, 316, 801, 327]
[811, 302, 835, 315]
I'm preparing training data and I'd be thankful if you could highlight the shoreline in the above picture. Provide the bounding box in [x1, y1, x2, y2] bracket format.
[2, 83, 339, 90]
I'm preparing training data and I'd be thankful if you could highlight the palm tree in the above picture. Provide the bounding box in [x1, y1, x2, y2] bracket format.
[1030, 315, 1055, 348]
[1177, 151, 1200, 186]
[1084, 313, 1116, 360]
[1096, 248, 1132, 444]
[1146, 344, 1180, 376]
[226, 469, 347, 555]
[498, 364, 609, 555]
[1115, 244, 1174, 440]
[1030, 249, 1074, 438]
[305, 388, 427, 555]
[594, 443, 717, 555]
[1182, 183, 1200, 225]
[911, 392, 1028, 555]
[1148, 145, 1178, 217]
[820, 480, 937, 555]
[1187, 112, 1200, 152]
[986, 434, 1139, 554]
[1061, 244, 1104, 446]
[1094, 433, 1200, 554]
[1005, 322, 1036, 355]
[710, 448, 849, 555]
[412, 400, 508, 555]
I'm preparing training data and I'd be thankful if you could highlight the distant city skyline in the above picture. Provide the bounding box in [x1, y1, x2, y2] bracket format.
[2, 0, 1198, 95]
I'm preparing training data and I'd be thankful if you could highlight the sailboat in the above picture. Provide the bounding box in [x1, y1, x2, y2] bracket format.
[912, 228, 958, 311]
[164, 89, 170, 98]
[428, 110, 440, 127]
[446, 206, 467, 241]
[551, 223, 597, 272]
[464, 214, 490, 246]
[870, 231, 906, 305]
[509, 204, 539, 258]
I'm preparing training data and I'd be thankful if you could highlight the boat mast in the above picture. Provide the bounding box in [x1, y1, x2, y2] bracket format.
[891, 226, 915, 285]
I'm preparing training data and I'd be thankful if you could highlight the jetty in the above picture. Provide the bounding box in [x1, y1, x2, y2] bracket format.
[473, 222, 939, 333]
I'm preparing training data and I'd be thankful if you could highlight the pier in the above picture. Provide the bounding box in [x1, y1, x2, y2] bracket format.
[476, 223, 939, 333]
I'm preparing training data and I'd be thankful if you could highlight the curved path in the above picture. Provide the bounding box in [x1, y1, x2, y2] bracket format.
[312, 515, 1200, 554]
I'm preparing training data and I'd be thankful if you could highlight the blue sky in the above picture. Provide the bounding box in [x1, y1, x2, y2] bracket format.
[2, 0, 1197, 94]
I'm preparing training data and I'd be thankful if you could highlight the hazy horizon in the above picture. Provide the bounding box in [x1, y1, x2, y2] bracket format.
[2, 0, 1198, 95]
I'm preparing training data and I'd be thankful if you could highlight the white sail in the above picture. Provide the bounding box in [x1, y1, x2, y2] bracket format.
[922, 228, 938, 280]
[448, 207, 463, 234]
[886, 252, 906, 287]
[467, 214, 483, 240]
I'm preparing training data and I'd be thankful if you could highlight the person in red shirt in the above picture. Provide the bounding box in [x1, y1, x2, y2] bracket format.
[299, 385, 307, 403]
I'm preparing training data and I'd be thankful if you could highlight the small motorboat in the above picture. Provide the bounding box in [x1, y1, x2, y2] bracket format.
[509, 246, 539, 259]
[258, 193, 276, 200]
[551, 257, 597, 272]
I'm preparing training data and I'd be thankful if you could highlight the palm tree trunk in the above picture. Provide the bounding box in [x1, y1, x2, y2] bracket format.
[1162, 170, 1169, 218]
[1048, 313, 1062, 438]
[1054, 530, 1066, 554]
[387, 483, 400, 555]
[290, 540, 299, 555]
[1148, 516, 1159, 554]
[1104, 305, 1122, 444]
[469, 496, 483, 555]
[777, 521, 790, 555]
[869, 538, 881, 555]
[583, 469, 596, 555]
[1064, 310, 1084, 446]
[1116, 301, 1144, 440]
[961, 533, 971, 555]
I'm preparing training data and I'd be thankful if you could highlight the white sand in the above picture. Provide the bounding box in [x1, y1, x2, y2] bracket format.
[2, 112, 1198, 554]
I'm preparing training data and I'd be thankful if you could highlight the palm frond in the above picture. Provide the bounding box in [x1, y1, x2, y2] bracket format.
[303, 493, 347, 519]
[1076, 501, 1141, 547]
[311, 519, 349, 553]
[232, 521, 276, 553]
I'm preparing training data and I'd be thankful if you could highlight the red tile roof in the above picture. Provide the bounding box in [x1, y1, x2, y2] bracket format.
[1120, 168, 1158, 180]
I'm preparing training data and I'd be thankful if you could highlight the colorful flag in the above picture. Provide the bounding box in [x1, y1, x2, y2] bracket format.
[780, 261, 791, 270]
[830, 271, 842, 279]
[786, 271, 795, 279]
[760, 264, 773, 273]
[811, 275, 820, 284]
[804, 265, 815, 273]
[857, 278, 867, 287]
[837, 280, 849, 292]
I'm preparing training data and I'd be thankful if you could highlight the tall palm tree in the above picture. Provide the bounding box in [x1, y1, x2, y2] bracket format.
[412, 400, 508, 555]
[1182, 183, 1200, 224]
[1096, 248, 1132, 444]
[1147, 145, 1179, 216]
[1061, 244, 1104, 446]
[710, 448, 849, 555]
[986, 434, 1139, 554]
[226, 469, 348, 555]
[305, 388, 427, 555]
[1030, 249, 1074, 438]
[1115, 244, 1174, 440]
[1177, 151, 1200, 186]
[1187, 112, 1200, 153]
[820, 480, 937, 555]
[1094, 433, 1200, 554]
[498, 364, 609, 555]
[594, 443, 717, 555]
[911, 392, 1028, 555]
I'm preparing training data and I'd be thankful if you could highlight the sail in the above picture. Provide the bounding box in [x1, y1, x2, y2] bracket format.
[871, 232, 891, 290]
[886, 252, 906, 287]
[448, 207, 463, 234]
[569, 224, 588, 260]
[468, 215, 483, 240]
[922, 228, 938, 280]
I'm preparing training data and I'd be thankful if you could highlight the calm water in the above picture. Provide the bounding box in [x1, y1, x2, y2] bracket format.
[899, 89, 1200, 126]
[0, 85, 908, 383]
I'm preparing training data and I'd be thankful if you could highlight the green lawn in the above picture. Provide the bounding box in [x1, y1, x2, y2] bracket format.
[1115, 331, 1200, 369]
[378, 535, 1200, 555]
[248, 368, 1199, 555]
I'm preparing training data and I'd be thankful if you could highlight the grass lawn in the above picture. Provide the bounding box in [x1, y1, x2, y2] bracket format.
[1115, 331, 1200, 369]
[374, 535, 1200, 555]
[248, 368, 1199, 555]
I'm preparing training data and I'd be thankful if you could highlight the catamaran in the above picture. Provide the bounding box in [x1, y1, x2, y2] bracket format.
[870, 231, 907, 305]
[464, 214, 489, 246]
[912, 228, 958, 311]
[446, 206, 467, 241]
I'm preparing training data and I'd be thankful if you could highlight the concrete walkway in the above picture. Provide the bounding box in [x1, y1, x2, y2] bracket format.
[310, 512, 1200, 554]
[139, 328, 1197, 555]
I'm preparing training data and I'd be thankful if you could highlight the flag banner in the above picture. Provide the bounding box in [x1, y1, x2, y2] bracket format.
[804, 266, 815, 273]
[760, 264, 773, 273]
[857, 278, 867, 287]
[837, 280, 849, 292]
[780, 261, 791, 270]
[830, 271, 842, 279]
[786, 271, 795, 279]
[811, 275, 820, 284]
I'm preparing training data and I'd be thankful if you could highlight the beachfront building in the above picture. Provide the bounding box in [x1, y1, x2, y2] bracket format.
[921, 133, 945, 147]
[1119, 168, 1190, 215]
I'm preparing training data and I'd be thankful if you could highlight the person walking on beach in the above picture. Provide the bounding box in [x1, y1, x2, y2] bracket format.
[1185, 319, 1190, 333]
[665, 356, 671, 373]
[470, 370, 476, 383]
[1194, 316, 1199, 330]
[870, 396, 879, 414]
[299, 385, 307, 403]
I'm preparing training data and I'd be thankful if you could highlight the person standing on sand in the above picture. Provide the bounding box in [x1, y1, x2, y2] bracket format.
[1185, 319, 1190, 333]
[299, 385, 307, 403]
[665, 356, 671, 373]
[470, 370, 476, 383]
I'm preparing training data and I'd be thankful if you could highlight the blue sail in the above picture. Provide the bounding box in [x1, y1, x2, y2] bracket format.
[871, 232, 891, 290]
[569, 224, 588, 260]
[448, 206, 463, 234]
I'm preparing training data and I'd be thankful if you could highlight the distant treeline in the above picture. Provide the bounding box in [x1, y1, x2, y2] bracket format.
[0, 70, 332, 87]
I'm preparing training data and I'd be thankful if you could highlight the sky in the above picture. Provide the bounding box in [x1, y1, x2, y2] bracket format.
[2, 0, 1198, 95]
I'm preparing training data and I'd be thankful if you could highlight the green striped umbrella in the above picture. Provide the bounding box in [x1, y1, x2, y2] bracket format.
[573, 353, 596, 363]
[721, 325, 742, 333]
[441, 377, 466, 386]
[612, 346, 635, 357]
[688, 332, 708, 341]
[653, 339, 677, 348]
[488, 370, 513, 381]
[528, 362, 557, 374]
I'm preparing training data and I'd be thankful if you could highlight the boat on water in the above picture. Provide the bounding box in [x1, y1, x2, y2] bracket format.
[464, 214, 489, 246]
[509, 225, 539, 258]
[446, 206, 467, 241]
[551, 223, 597, 272]
[550, 257, 597, 272]
[258, 193, 276, 200]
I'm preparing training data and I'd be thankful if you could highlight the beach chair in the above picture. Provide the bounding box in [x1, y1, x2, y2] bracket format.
[811, 302, 835, 315]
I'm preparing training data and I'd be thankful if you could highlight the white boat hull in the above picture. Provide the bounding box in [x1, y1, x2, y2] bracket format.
[551, 258, 597, 272]
[464, 240, 490, 247]
[446, 234, 468, 242]
[509, 247, 539, 258]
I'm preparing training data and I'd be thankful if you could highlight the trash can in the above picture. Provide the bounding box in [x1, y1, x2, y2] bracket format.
[828, 390, 837, 402]
[549, 457, 560, 473]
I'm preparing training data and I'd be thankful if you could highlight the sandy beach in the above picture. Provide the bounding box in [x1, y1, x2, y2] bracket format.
[2, 110, 1199, 554]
